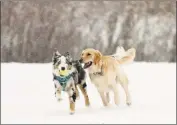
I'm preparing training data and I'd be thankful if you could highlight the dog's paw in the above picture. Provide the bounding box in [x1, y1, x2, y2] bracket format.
[86, 103, 90, 107]
[86, 105, 92, 108]
[85, 99, 90, 107]
[57, 98, 63, 102]
[115, 103, 120, 106]
[70, 111, 75, 115]
[126, 102, 132, 106]
[114, 100, 120, 106]
[105, 103, 112, 108]
[56, 93, 62, 101]
[103, 103, 109, 107]
[126, 98, 132, 106]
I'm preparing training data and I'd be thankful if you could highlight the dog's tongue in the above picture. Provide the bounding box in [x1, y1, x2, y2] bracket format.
[84, 62, 92, 69]
[83, 64, 87, 69]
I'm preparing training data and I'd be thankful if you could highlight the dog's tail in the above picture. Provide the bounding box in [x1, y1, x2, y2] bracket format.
[112, 46, 136, 65]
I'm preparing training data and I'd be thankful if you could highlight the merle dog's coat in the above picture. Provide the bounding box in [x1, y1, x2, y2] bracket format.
[52, 51, 90, 114]
[72, 60, 87, 87]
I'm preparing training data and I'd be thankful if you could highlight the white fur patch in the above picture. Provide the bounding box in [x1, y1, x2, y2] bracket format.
[58, 56, 68, 71]
[56, 92, 62, 101]
[54, 80, 61, 88]
[54, 80, 62, 100]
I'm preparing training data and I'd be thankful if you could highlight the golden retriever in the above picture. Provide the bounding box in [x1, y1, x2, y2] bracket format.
[79, 47, 136, 106]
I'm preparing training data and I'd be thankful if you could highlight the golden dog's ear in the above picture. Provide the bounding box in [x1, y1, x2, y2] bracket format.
[94, 50, 102, 65]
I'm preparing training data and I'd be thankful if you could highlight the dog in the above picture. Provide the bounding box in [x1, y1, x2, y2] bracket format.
[52, 50, 90, 114]
[79, 47, 136, 107]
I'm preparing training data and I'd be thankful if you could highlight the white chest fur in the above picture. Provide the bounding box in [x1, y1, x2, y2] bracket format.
[89, 74, 110, 92]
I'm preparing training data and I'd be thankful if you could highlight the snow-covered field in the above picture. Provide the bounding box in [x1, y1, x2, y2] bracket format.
[1, 62, 176, 124]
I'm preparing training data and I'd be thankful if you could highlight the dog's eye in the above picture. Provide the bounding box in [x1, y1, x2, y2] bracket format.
[87, 53, 91, 56]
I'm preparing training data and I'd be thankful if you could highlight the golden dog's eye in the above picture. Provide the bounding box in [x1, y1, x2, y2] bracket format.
[87, 53, 91, 56]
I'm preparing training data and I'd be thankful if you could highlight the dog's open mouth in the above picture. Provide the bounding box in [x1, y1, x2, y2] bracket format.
[84, 61, 92, 69]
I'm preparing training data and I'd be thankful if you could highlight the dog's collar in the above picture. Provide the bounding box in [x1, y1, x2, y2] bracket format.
[93, 72, 103, 76]
[91, 64, 104, 76]
[53, 74, 73, 91]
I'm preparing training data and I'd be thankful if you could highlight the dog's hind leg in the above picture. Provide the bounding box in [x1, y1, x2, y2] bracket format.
[111, 84, 120, 106]
[120, 82, 131, 106]
[116, 70, 131, 106]
[78, 83, 90, 107]
[106, 92, 110, 103]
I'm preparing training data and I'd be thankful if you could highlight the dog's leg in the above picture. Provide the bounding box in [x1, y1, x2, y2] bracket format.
[111, 84, 120, 106]
[120, 82, 131, 106]
[56, 89, 62, 101]
[75, 85, 80, 100]
[106, 92, 110, 103]
[54, 80, 62, 101]
[78, 83, 90, 107]
[69, 96, 75, 115]
[98, 91, 108, 106]
[67, 87, 76, 114]
[54, 84, 57, 97]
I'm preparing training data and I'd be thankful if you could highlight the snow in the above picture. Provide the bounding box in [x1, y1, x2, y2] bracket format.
[1, 62, 176, 124]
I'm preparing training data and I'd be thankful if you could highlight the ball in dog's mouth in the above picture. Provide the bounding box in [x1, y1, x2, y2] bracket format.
[59, 70, 68, 76]
[84, 61, 92, 69]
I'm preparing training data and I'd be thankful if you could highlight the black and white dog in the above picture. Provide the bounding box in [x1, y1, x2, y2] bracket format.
[52, 50, 90, 114]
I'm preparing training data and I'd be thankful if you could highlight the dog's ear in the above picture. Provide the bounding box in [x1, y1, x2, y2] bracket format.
[64, 52, 70, 57]
[52, 50, 61, 64]
[94, 50, 102, 65]
[55, 51, 61, 56]
[53, 49, 61, 57]
[64, 52, 73, 62]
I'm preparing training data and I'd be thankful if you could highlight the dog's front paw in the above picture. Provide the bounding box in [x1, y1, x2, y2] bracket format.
[126, 101, 132, 106]
[70, 110, 75, 115]
[85, 100, 90, 107]
[126, 98, 132, 106]
[57, 98, 63, 102]
[103, 102, 109, 107]
[56, 93, 62, 101]
[114, 99, 120, 106]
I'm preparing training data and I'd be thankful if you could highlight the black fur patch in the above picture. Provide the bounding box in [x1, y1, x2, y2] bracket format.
[54, 83, 57, 88]
[53, 52, 61, 65]
[71, 92, 76, 102]
[54, 81, 57, 97]
[73, 60, 86, 84]
[72, 88, 74, 91]
[82, 83, 87, 89]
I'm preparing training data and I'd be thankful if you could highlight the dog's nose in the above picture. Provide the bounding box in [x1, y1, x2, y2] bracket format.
[79, 58, 83, 63]
[61, 67, 65, 71]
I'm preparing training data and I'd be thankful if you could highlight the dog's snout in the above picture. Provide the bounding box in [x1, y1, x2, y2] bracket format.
[61, 67, 65, 71]
[79, 58, 83, 63]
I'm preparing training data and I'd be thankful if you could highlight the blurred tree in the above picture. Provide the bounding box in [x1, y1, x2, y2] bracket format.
[1, 1, 176, 62]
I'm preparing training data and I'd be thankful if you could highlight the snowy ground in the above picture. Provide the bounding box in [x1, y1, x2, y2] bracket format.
[1, 62, 176, 124]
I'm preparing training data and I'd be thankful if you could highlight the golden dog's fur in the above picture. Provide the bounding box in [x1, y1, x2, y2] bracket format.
[80, 47, 136, 106]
